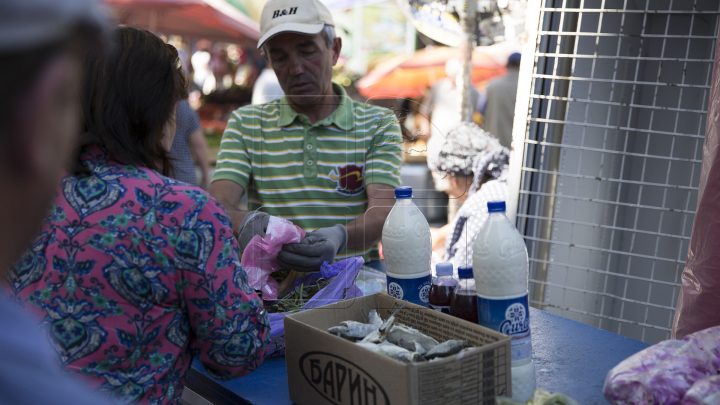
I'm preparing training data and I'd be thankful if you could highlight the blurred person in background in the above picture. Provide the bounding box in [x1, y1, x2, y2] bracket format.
[7, 26, 269, 405]
[191, 39, 212, 92]
[252, 67, 284, 105]
[169, 100, 212, 189]
[210, 44, 230, 91]
[481, 52, 521, 149]
[0, 0, 114, 404]
[429, 122, 509, 270]
[368, 98, 415, 142]
[421, 59, 481, 224]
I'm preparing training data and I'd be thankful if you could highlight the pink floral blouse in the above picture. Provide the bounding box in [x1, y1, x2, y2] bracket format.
[7, 146, 269, 405]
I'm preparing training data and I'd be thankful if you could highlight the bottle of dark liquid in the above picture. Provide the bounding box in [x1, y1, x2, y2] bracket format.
[450, 266, 478, 323]
[429, 262, 459, 314]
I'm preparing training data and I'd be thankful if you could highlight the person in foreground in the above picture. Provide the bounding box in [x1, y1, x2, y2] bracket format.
[0, 1, 115, 404]
[430, 122, 509, 270]
[7, 26, 269, 405]
[210, 0, 403, 275]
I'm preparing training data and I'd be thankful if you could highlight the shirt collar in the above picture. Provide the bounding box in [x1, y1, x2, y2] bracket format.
[277, 83, 354, 130]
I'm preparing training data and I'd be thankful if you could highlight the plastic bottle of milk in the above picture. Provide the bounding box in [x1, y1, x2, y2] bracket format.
[472, 201, 536, 401]
[382, 186, 432, 307]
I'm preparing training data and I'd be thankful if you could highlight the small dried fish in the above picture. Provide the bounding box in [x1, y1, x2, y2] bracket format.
[356, 342, 425, 363]
[328, 309, 384, 340]
[387, 324, 439, 354]
[367, 309, 383, 328]
[328, 321, 380, 340]
[423, 339, 467, 360]
[328, 305, 472, 364]
[396, 339, 429, 356]
[360, 308, 369, 323]
[361, 304, 404, 344]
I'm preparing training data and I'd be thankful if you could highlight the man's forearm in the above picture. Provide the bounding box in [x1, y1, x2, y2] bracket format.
[344, 205, 392, 251]
[222, 204, 250, 237]
[210, 180, 250, 237]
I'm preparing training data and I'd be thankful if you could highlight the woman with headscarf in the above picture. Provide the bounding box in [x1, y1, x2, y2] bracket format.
[432, 122, 509, 270]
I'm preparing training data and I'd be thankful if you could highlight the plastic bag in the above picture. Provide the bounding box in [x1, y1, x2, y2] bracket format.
[603, 340, 687, 404]
[240, 216, 305, 301]
[264, 257, 364, 358]
[673, 31, 720, 340]
[603, 326, 720, 404]
[354, 266, 387, 295]
[682, 375, 720, 405]
[680, 325, 720, 370]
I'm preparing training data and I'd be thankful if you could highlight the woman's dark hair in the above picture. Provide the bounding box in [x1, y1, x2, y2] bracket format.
[77, 26, 187, 176]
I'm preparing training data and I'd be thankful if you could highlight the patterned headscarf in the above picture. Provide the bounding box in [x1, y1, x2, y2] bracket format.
[436, 122, 510, 194]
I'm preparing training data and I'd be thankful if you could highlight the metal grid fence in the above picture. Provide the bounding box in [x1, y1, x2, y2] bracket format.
[509, 0, 720, 343]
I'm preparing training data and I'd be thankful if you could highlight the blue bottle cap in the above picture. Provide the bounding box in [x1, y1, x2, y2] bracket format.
[458, 267, 473, 279]
[395, 186, 412, 199]
[487, 201, 506, 213]
[436, 262, 453, 277]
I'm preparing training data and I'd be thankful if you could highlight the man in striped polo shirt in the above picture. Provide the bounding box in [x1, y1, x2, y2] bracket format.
[210, 0, 403, 273]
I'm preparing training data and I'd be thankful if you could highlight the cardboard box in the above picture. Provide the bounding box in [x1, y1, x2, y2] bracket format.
[285, 293, 511, 405]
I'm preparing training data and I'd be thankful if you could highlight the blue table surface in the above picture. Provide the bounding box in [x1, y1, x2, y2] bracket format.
[188, 308, 649, 405]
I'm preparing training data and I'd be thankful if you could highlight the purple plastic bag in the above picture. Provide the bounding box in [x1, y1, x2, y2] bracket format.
[603, 340, 686, 405]
[604, 326, 720, 404]
[240, 216, 305, 301]
[681, 325, 720, 370]
[264, 257, 365, 358]
[682, 375, 720, 405]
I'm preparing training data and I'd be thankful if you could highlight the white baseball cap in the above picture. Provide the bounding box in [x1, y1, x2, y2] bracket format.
[0, 0, 108, 53]
[258, 0, 334, 49]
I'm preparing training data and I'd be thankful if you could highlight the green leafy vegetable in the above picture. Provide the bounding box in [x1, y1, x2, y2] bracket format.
[266, 277, 331, 314]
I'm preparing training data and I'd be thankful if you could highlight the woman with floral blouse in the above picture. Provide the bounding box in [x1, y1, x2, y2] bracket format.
[6, 26, 269, 405]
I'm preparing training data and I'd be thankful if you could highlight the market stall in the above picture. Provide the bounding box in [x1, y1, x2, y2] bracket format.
[185, 308, 650, 404]
[105, 0, 259, 44]
[356, 45, 506, 99]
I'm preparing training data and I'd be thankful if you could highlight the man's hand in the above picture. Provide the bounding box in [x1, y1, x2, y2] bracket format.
[276, 224, 348, 272]
[237, 211, 271, 251]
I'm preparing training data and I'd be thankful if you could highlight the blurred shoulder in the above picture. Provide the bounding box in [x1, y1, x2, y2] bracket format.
[458, 180, 508, 217]
[351, 100, 395, 119]
[233, 99, 281, 119]
[472, 180, 508, 205]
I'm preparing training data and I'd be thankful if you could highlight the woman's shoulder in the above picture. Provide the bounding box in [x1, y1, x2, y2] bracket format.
[145, 171, 230, 220]
[451, 180, 507, 221]
[478, 179, 508, 198]
[58, 161, 231, 230]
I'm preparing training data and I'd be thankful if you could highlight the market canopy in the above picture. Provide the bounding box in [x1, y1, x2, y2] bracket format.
[357, 46, 507, 99]
[105, 0, 260, 44]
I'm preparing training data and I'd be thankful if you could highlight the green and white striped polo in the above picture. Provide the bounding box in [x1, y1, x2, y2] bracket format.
[212, 83, 403, 261]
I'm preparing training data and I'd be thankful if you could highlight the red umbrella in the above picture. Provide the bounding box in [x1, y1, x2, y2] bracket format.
[105, 0, 260, 44]
[357, 46, 507, 99]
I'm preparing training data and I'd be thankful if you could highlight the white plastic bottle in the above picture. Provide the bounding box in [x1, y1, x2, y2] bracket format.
[382, 186, 432, 307]
[472, 201, 536, 401]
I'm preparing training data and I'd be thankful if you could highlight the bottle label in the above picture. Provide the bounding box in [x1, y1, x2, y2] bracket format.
[477, 293, 532, 362]
[386, 275, 432, 307]
[430, 305, 451, 314]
